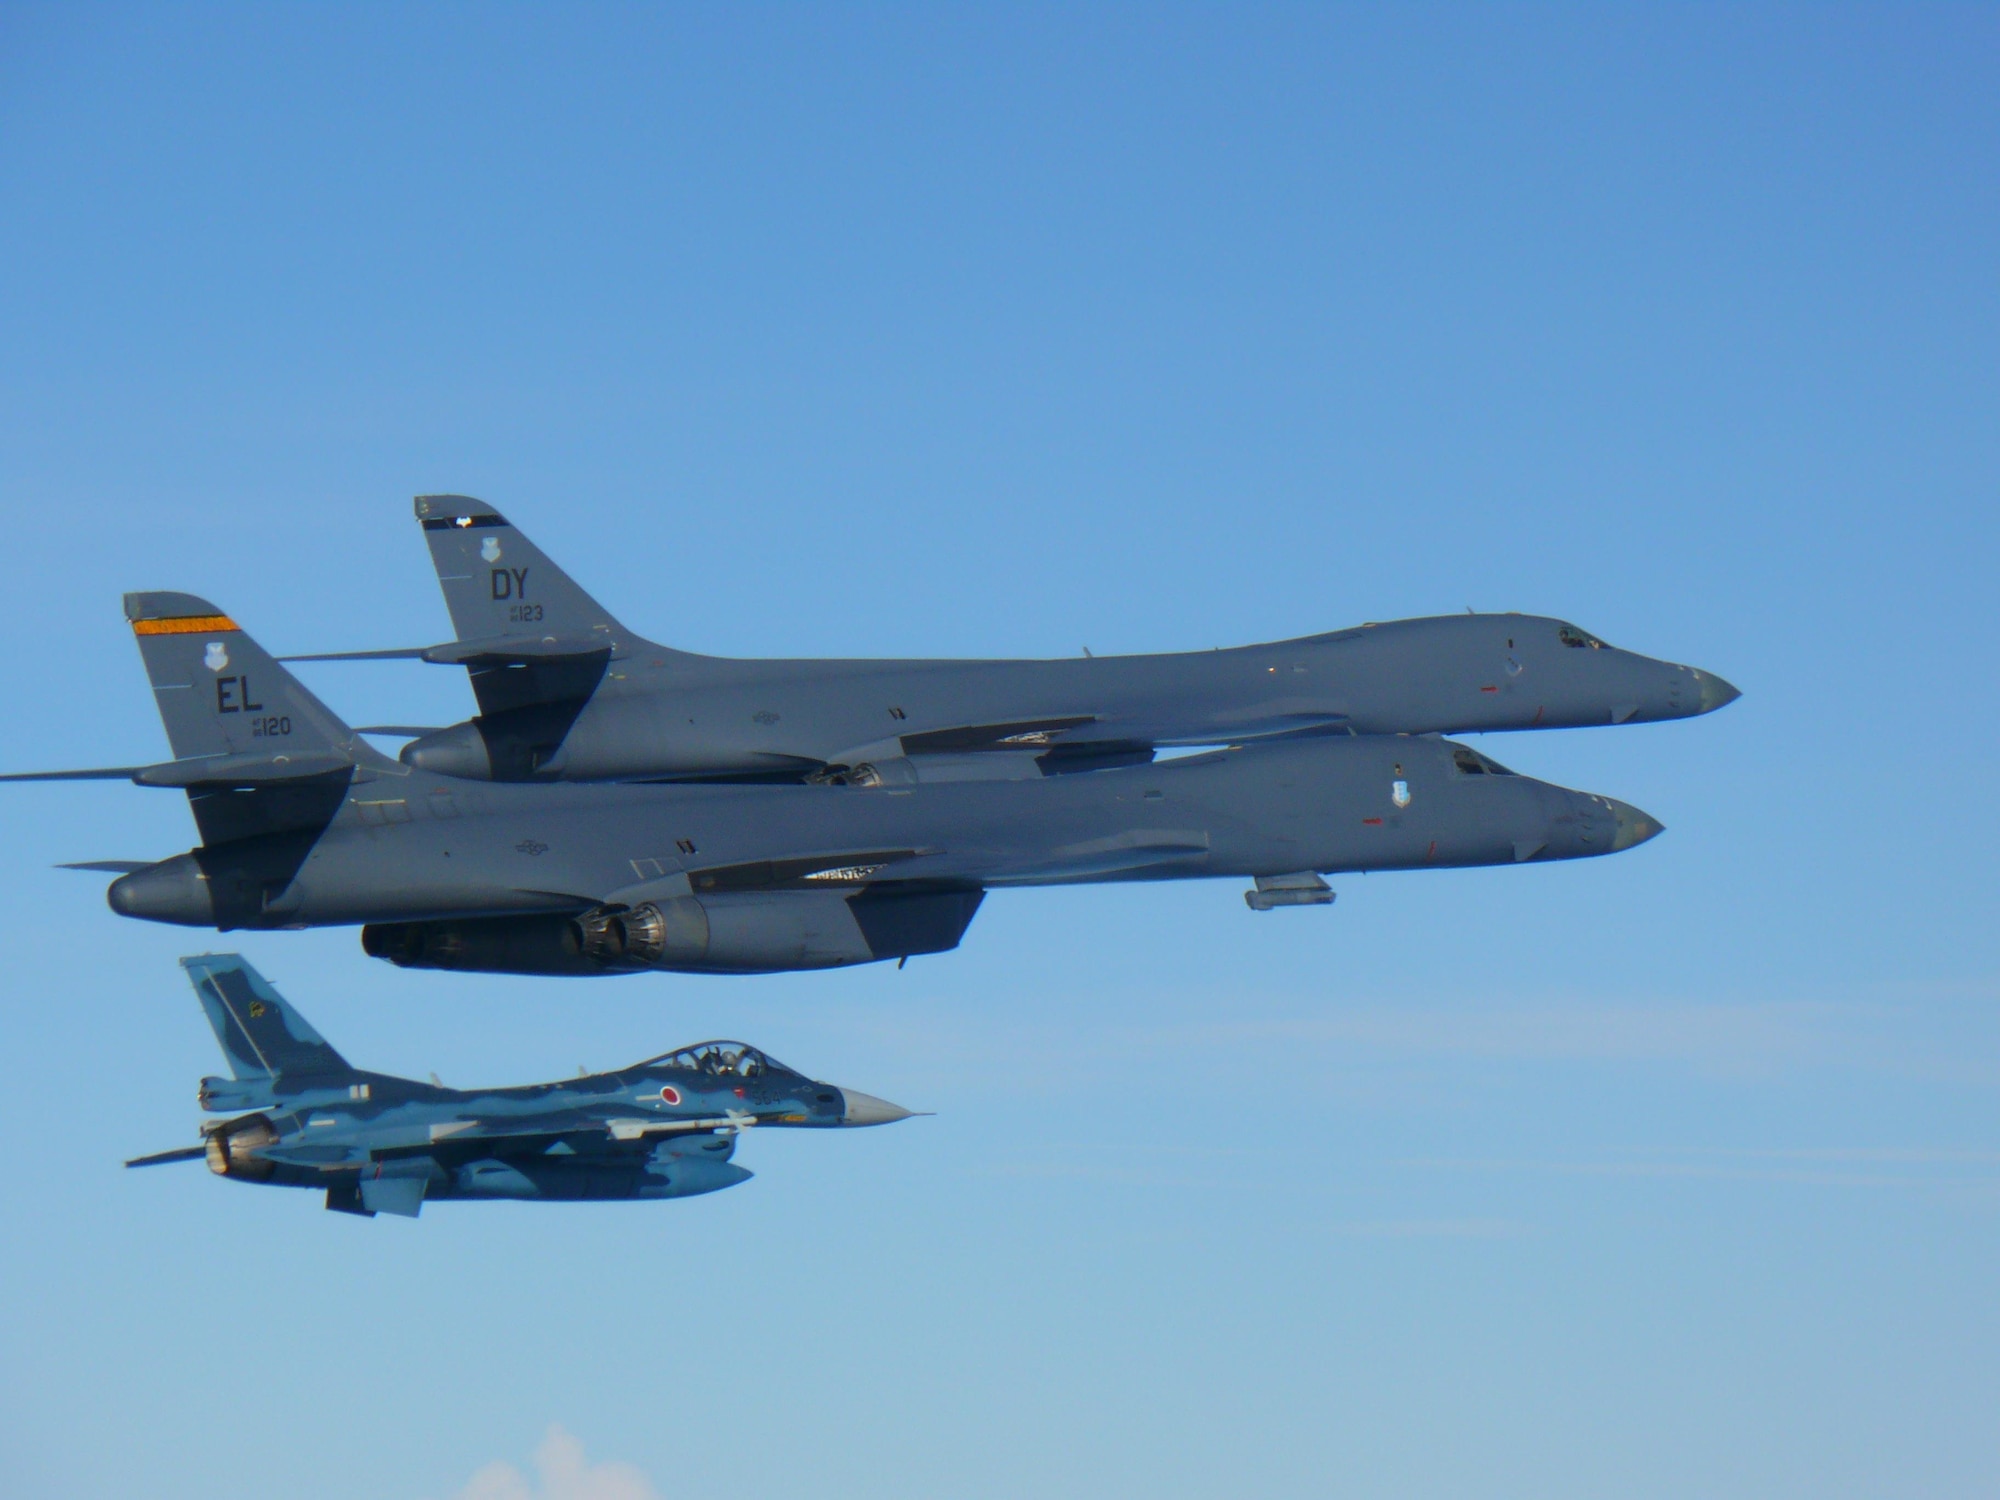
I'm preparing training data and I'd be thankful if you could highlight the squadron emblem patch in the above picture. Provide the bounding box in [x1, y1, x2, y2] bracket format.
[203, 642, 229, 672]
[247, 999, 267, 1019]
[480, 536, 503, 563]
[1391, 778, 1411, 809]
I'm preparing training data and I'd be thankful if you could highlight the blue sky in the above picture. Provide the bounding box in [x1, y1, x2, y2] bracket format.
[0, 6, 1994, 1497]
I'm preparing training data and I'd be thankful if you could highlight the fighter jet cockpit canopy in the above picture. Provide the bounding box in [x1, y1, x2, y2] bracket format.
[646, 1041, 794, 1080]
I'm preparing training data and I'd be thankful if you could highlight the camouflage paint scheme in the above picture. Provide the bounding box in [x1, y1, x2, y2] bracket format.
[127, 955, 912, 1218]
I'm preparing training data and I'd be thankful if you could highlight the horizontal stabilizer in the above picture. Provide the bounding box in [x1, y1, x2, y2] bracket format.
[284, 634, 614, 665]
[3, 750, 359, 788]
[0, 766, 148, 782]
[126, 1146, 206, 1168]
[278, 645, 431, 662]
[135, 751, 358, 786]
[355, 725, 445, 738]
[58, 860, 151, 874]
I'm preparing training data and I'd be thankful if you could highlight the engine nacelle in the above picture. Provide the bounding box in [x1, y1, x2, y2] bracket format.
[203, 1114, 280, 1181]
[362, 913, 603, 975]
[362, 887, 984, 977]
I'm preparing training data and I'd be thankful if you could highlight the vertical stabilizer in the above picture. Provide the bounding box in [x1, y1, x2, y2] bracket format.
[124, 592, 394, 769]
[182, 954, 354, 1083]
[413, 496, 643, 651]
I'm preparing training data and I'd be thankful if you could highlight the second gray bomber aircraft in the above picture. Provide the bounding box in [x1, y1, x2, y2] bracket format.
[282, 497, 1739, 785]
[9, 592, 1672, 976]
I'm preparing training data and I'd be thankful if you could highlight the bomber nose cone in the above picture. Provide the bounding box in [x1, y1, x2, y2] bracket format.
[1691, 669, 1741, 714]
[1606, 799, 1665, 852]
[839, 1089, 916, 1127]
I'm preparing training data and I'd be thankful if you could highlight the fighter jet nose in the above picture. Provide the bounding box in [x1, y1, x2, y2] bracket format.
[1691, 669, 1742, 714]
[839, 1089, 915, 1127]
[1606, 800, 1665, 852]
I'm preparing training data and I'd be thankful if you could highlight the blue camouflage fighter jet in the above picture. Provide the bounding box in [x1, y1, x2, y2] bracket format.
[127, 954, 915, 1218]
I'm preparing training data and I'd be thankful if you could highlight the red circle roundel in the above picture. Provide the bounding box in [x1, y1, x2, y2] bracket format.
[659, 1085, 682, 1106]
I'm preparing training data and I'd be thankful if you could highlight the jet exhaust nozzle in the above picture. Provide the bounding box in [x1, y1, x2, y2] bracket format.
[203, 1114, 279, 1182]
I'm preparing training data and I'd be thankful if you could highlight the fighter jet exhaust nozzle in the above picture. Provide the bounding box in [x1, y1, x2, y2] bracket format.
[203, 1115, 279, 1182]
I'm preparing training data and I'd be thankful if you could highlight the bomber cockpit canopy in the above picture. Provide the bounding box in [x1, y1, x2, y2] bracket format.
[1556, 622, 1610, 650]
[1452, 747, 1517, 776]
[645, 1041, 790, 1079]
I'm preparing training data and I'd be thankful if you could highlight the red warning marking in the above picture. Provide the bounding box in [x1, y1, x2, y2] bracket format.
[1479, 685, 1498, 693]
[659, 1085, 682, 1106]
[1426, 840, 1437, 860]
[1363, 817, 1383, 826]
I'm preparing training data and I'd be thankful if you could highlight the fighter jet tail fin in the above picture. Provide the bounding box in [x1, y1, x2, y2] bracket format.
[181, 953, 357, 1083]
[124, 592, 397, 771]
[413, 496, 655, 657]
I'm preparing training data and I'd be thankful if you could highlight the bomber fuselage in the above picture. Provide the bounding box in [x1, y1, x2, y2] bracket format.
[403, 612, 1740, 782]
[108, 731, 1662, 967]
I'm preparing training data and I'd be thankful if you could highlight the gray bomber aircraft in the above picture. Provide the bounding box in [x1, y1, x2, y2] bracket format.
[281, 496, 1739, 785]
[127, 954, 912, 1217]
[9, 594, 1664, 975]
